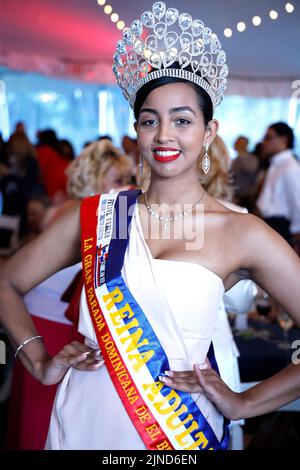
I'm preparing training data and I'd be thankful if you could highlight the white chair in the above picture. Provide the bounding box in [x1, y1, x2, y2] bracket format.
[229, 423, 244, 450]
[0, 214, 20, 256]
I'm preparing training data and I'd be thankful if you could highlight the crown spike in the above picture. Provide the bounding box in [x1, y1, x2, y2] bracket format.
[113, 1, 228, 111]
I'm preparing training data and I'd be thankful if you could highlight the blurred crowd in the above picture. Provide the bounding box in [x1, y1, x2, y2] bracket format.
[0, 118, 299, 450]
[1, 120, 299, 255]
[0, 124, 138, 247]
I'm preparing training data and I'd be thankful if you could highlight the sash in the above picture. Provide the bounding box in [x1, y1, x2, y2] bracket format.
[81, 190, 230, 450]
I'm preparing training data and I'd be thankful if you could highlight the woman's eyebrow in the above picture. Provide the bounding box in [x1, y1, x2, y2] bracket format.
[169, 106, 196, 116]
[139, 108, 158, 115]
[139, 106, 196, 116]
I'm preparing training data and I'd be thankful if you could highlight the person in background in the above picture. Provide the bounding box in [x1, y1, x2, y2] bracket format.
[0, 132, 43, 238]
[15, 122, 26, 134]
[199, 134, 233, 203]
[251, 142, 270, 204]
[35, 129, 69, 202]
[256, 122, 300, 253]
[23, 195, 52, 243]
[0, 133, 8, 165]
[65, 138, 133, 200]
[230, 136, 259, 212]
[1, 2, 300, 451]
[59, 139, 75, 162]
[4, 138, 133, 450]
[122, 135, 139, 185]
[98, 135, 113, 142]
[9, 122, 27, 141]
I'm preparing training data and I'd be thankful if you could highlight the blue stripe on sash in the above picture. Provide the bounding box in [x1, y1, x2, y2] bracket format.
[106, 189, 141, 283]
[104, 190, 229, 450]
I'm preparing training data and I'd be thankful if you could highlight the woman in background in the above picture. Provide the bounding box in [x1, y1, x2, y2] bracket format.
[5, 139, 132, 449]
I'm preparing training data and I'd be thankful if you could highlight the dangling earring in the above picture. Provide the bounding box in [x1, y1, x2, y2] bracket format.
[139, 154, 144, 175]
[202, 143, 211, 174]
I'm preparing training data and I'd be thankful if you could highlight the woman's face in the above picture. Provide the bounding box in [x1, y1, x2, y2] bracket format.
[96, 165, 131, 193]
[135, 82, 217, 179]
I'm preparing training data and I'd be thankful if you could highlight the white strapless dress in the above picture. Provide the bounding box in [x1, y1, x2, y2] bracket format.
[45, 201, 225, 450]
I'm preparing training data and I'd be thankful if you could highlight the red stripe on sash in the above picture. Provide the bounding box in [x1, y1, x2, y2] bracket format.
[80, 195, 174, 450]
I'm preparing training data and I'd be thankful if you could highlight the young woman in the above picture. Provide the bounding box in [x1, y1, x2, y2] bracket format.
[0, 2, 299, 450]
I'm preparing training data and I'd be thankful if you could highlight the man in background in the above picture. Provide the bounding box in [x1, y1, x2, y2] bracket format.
[257, 122, 300, 254]
[231, 136, 258, 212]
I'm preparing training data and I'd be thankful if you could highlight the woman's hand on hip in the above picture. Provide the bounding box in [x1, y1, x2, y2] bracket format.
[160, 363, 244, 421]
[38, 341, 104, 385]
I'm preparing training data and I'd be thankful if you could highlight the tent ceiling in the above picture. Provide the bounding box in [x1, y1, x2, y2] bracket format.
[0, 0, 299, 79]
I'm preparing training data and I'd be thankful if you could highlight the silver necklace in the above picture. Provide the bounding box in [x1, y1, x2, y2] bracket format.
[143, 191, 207, 232]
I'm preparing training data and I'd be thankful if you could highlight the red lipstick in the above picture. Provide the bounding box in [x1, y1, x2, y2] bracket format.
[152, 147, 181, 163]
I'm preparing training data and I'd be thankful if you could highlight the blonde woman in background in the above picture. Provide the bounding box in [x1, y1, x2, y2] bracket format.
[5, 139, 133, 450]
[198, 134, 233, 203]
[43, 139, 133, 225]
[66, 139, 134, 198]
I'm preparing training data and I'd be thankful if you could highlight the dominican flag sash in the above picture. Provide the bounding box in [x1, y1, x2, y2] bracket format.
[80, 189, 229, 450]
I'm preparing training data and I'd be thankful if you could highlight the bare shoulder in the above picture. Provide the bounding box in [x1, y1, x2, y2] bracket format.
[0, 202, 82, 294]
[223, 210, 278, 247]
[224, 210, 299, 270]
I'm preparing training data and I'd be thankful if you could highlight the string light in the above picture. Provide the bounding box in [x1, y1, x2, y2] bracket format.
[224, 4, 295, 38]
[117, 20, 125, 30]
[252, 16, 261, 26]
[224, 28, 232, 38]
[98, 2, 295, 39]
[104, 5, 112, 14]
[111, 13, 119, 23]
[97, 1, 126, 31]
[269, 10, 278, 20]
[237, 21, 246, 32]
[285, 3, 294, 13]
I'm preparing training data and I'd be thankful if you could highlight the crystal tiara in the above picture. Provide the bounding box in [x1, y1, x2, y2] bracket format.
[112, 1, 228, 111]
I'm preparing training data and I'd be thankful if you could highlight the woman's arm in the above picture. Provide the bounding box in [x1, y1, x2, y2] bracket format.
[163, 215, 300, 420]
[232, 215, 300, 417]
[0, 203, 101, 384]
[161, 359, 300, 421]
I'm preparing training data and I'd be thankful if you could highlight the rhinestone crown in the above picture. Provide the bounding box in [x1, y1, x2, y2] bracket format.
[112, 1, 228, 111]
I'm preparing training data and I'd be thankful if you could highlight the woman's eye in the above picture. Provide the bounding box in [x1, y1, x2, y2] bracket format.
[176, 118, 190, 125]
[141, 119, 157, 127]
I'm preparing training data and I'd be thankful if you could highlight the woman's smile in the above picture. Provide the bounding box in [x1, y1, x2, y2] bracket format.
[152, 147, 182, 162]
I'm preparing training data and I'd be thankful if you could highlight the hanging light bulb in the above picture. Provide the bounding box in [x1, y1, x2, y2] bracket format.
[237, 21, 246, 32]
[269, 10, 278, 20]
[104, 5, 112, 14]
[224, 28, 232, 38]
[252, 16, 261, 26]
[117, 20, 125, 30]
[285, 3, 294, 13]
[111, 13, 119, 23]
